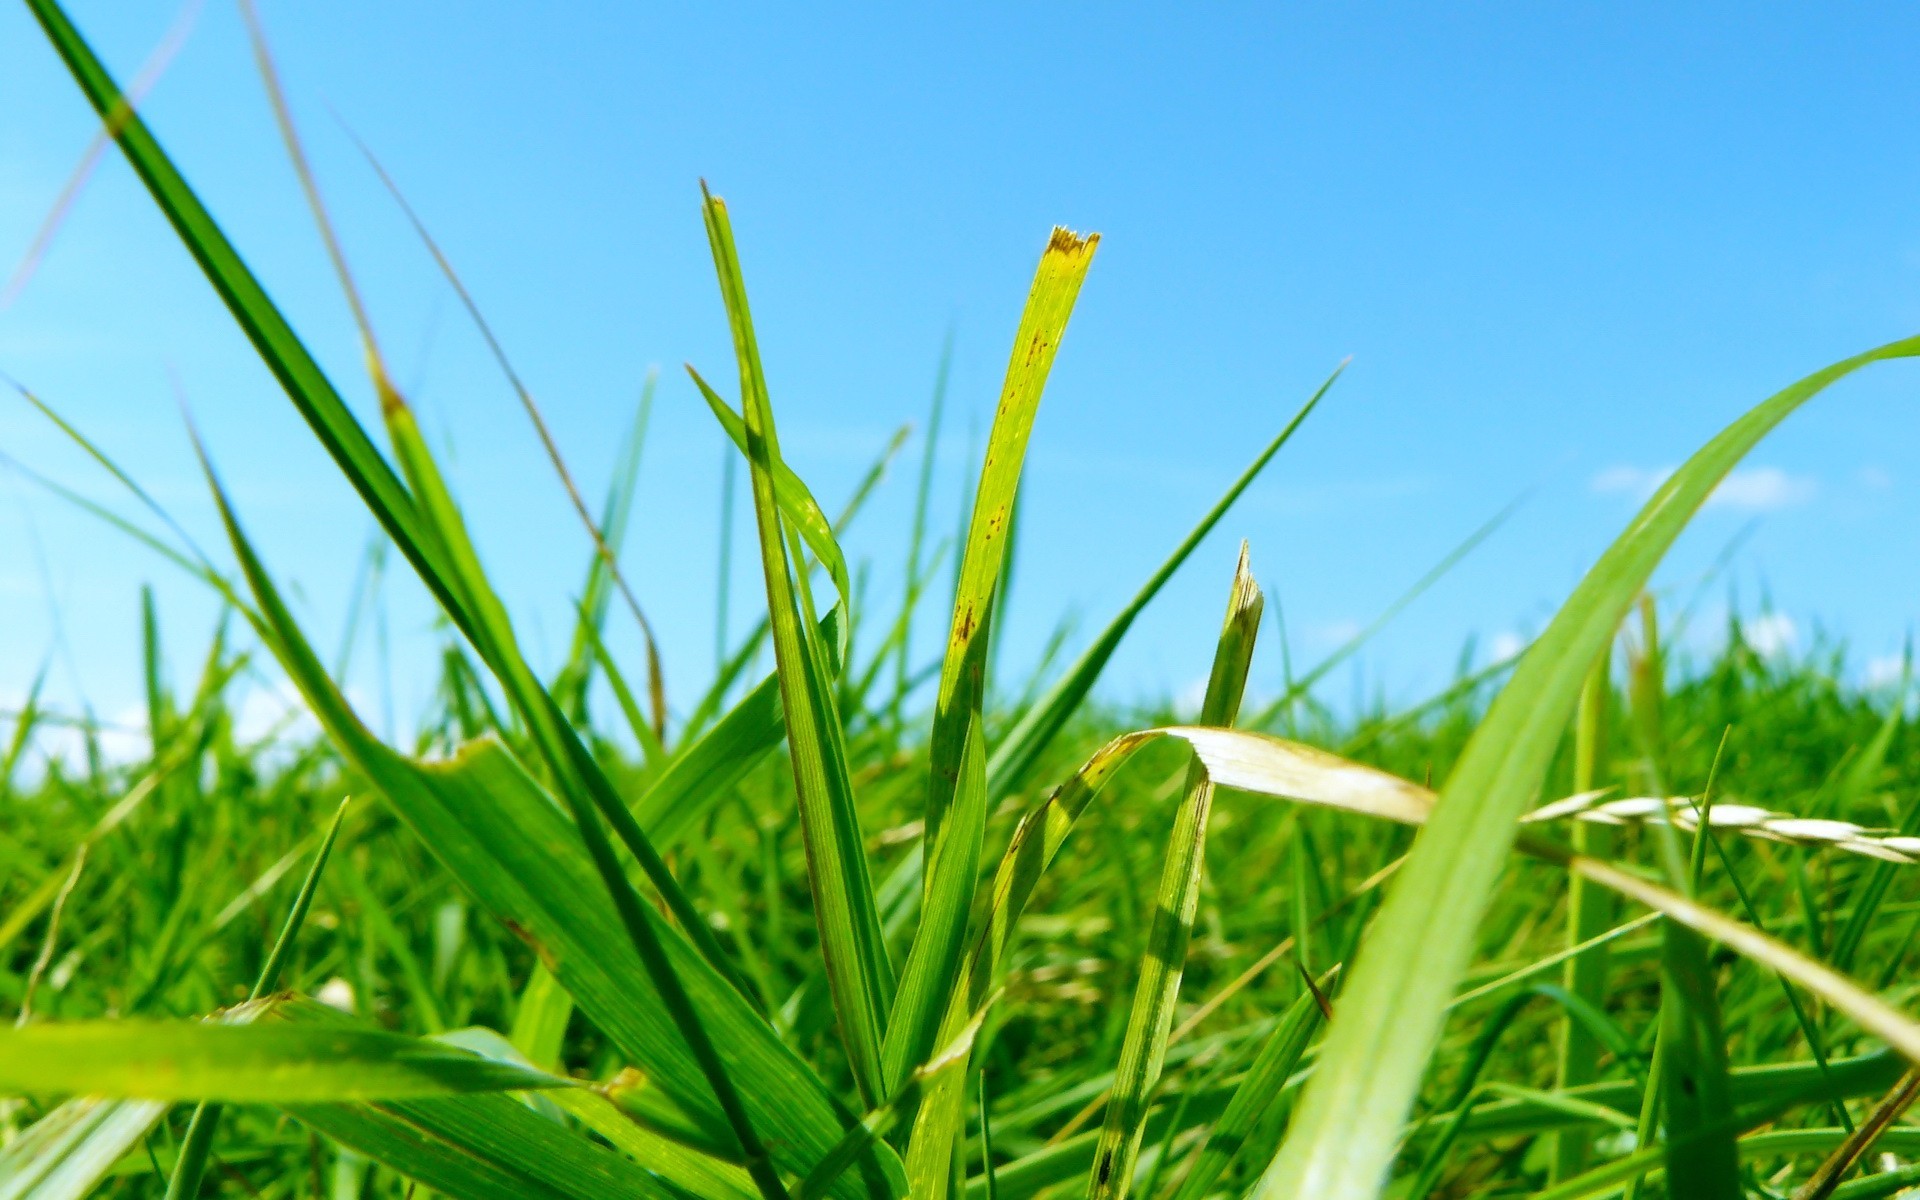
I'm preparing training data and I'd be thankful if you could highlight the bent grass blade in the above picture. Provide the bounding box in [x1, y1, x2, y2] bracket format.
[1252, 333, 1920, 1200]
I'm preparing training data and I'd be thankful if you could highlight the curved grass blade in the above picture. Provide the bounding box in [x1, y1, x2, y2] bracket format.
[1251, 332, 1920, 1200]
[1088, 545, 1262, 1200]
[986, 366, 1335, 799]
[690, 368, 853, 630]
[699, 184, 893, 1106]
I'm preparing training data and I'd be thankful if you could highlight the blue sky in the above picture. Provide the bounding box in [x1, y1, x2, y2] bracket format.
[3, 2, 1918, 745]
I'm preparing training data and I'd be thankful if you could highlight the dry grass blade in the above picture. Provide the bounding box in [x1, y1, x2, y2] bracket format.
[1792, 1067, 1920, 1200]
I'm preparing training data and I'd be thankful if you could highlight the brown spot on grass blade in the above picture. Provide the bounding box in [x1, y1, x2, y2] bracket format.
[1297, 959, 1336, 1021]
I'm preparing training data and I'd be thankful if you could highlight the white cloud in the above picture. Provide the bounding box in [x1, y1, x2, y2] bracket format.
[1488, 630, 1528, 663]
[1707, 467, 1816, 511]
[1174, 676, 1211, 719]
[1591, 465, 1672, 498]
[1592, 464, 1815, 511]
[1866, 655, 1909, 690]
[1742, 613, 1798, 658]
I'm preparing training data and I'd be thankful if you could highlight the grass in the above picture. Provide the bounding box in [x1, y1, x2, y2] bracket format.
[7, 3, 1920, 1198]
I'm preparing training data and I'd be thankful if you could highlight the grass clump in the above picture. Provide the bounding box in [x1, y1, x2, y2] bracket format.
[7, 4, 1920, 1199]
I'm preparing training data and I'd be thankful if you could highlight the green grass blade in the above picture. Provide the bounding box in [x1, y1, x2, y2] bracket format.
[167, 797, 350, 1199]
[21, 0, 458, 623]
[1088, 544, 1262, 1200]
[201, 465, 882, 1199]
[0, 1097, 170, 1200]
[0, 1018, 569, 1103]
[1167, 971, 1332, 1200]
[925, 226, 1098, 859]
[894, 333, 953, 743]
[699, 184, 893, 1106]
[882, 715, 987, 1092]
[691, 368, 854, 629]
[1550, 650, 1616, 1183]
[557, 376, 656, 718]
[986, 367, 1334, 799]
[1250, 333, 1920, 1200]
[1657, 921, 1740, 1198]
[1828, 692, 1912, 972]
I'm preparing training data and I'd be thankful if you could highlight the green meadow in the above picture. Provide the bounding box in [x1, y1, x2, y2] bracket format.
[6, 4, 1920, 1199]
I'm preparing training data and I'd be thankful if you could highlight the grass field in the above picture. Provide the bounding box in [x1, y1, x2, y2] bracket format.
[7, 3, 1920, 1198]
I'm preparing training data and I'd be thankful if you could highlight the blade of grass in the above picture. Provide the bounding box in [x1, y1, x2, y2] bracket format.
[1550, 648, 1616, 1183]
[1249, 333, 1920, 1200]
[1166, 967, 1335, 1200]
[924, 226, 1098, 861]
[0, 1019, 570, 1102]
[1088, 544, 1262, 1200]
[698, 183, 893, 1106]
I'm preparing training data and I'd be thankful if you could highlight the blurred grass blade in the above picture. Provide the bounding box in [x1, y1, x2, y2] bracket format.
[1251, 333, 1920, 1200]
[1551, 649, 1615, 1184]
[21, 0, 463, 625]
[1167, 970, 1334, 1200]
[699, 183, 893, 1106]
[1658, 922, 1739, 1198]
[987, 366, 1334, 799]
[925, 226, 1098, 860]
[508, 964, 573, 1070]
[0, 1098, 169, 1200]
[167, 796, 350, 1199]
[1089, 545, 1262, 1200]
[0, 1016, 567, 1103]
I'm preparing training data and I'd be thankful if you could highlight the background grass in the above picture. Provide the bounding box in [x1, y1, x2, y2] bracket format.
[5, 603, 1916, 1196]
